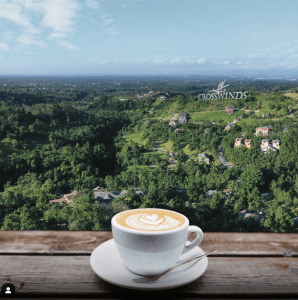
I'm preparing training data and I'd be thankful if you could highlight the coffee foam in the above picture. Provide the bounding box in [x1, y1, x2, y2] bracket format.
[116, 209, 185, 231]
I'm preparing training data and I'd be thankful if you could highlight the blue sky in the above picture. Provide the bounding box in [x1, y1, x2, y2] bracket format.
[0, 0, 298, 76]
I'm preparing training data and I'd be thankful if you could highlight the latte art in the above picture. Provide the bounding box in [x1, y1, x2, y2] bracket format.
[139, 214, 163, 225]
[115, 208, 185, 231]
[126, 213, 181, 230]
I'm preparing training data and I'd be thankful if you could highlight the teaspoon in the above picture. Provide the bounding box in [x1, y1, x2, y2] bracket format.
[132, 249, 217, 284]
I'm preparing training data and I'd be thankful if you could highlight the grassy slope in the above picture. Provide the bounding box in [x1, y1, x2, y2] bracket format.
[285, 93, 298, 100]
[122, 92, 298, 170]
[123, 131, 147, 145]
[189, 110, 244, 122]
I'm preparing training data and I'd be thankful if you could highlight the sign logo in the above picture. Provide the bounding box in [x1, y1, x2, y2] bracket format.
[208, 80, 229, 95]
[198, 80, 248, 100]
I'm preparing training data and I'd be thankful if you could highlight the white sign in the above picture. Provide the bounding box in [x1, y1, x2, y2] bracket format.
[198, 80, 248, 100]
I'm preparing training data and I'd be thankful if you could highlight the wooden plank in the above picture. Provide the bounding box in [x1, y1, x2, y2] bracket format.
[0, 256, 298, 296]
[0, 231, 298, 256]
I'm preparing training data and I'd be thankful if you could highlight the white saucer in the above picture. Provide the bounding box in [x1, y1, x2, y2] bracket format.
[90, 238, 208, 290]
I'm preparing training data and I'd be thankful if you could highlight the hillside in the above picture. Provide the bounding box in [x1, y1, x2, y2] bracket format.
[1, 76, 298, 232]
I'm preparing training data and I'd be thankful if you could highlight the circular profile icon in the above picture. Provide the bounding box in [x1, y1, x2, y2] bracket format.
[1, 283, 15, 297]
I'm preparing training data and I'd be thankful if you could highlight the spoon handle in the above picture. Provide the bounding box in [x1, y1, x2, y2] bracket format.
[133, 249, 218, 284]
[161, 249, 218, 277]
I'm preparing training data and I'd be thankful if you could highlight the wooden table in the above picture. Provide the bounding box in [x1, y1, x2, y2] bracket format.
[0, 231, 298, 299]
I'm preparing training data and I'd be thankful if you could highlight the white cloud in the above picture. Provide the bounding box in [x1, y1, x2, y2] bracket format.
[48, 32, 67, 40]
[104, 18, 114, 25]
[246, 52, 262, 58]
[101, 15, 116, 35]
[217, 60, 230, 65]
[0, 43, 10, 50]
[197, 58, 207, 64]
[0, 0, 42, 37]
[0, 0, 32, 28]
[57, 40, 77, 49]
[168, 57, 196, 64]
[169, 57, 181, 64]
[3, 31, 13, 40]
[104, 27, 116, 35]
[152, 56, 167, 64]
[16, 33, 47, 47]
[41, 0, 80, 37]
[0, 0, 80, 49]
[236, 61, 248, 65]
[86, 0, 99, 9]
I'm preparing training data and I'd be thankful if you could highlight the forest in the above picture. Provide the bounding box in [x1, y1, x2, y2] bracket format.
[0, 75, 298, 232]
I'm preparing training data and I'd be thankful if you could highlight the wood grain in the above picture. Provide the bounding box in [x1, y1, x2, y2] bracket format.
[0, 232, 298, 297]
[0, 256, 298, 296]
[0, 231, 297, 256]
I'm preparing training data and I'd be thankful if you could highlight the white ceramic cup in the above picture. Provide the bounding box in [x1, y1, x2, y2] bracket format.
[111, 208, 204, 276]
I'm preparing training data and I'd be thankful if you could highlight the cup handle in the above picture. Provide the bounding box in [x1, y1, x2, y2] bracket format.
[181, 226, 204, 255]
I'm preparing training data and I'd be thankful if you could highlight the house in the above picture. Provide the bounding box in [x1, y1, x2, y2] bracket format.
[176, 187, 186, 193]
[92, 186, 107, 193]
[149, 110, 154, 114]
[205, 190, 218, 199]
[238, 210, 267, 223]
[232, 116, 241, 123]
[255, 127, 263, 136]
[225, 106, 234, 114]
[179, 112, 187, 123]
[263, 144, 278, 153]
[224, 123, 235, 131]
[50, 191, 86, 205]
[234, 138, 243, 147]
[244, 139, 252, 148]
[260, 139, 279, 153]
[260, 139, 280, 153]
[158, 96, 166, 100]
[262, 125, 273, 136]
[198, 153, 210, 164]
[223, 189, 233, 199]
[262, 112, 271, 117]
[255, 125, 274, 136]
[260, 139, 270, 149]
[169, 120, 180, 127]
[281, 125, 287, 133]
[94, 191, 121, 203]
[120, 188, 147, 197]
[261, 192, 270, 200]
[272, 139, 280, 149]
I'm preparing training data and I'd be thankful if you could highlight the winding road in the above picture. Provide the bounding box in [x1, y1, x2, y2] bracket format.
[218, 145, 233, 168]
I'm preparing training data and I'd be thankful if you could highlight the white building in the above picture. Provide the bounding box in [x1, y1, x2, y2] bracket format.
[272, 139, 280, 149]
[169, 120, 180, 127]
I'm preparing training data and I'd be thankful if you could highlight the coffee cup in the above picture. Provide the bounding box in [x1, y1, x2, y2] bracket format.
[111, 208, 203, 276]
